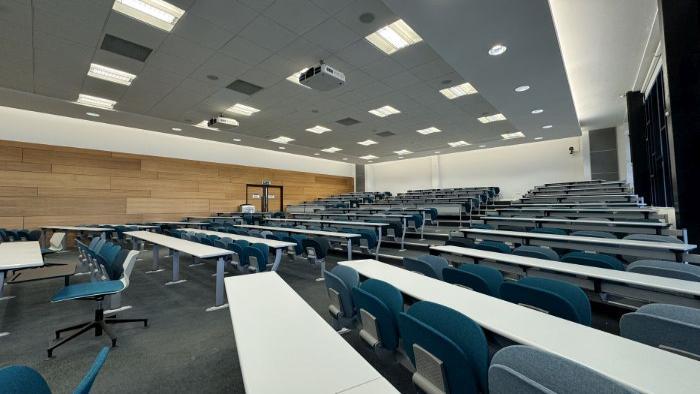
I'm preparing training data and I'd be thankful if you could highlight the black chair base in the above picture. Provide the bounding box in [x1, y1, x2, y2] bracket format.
[47, 306, 148, 358]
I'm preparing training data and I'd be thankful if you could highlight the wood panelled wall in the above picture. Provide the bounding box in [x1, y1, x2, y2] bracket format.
[0, 140, 353, 229]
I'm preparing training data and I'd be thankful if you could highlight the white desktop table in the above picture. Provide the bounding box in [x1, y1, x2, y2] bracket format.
[0, 241, 43, 337]
[153, 221, 209, 229]
[125, 231, 233, 311]
[286, 212, 418, 244]
[41, 226, 115, 246]
[520, 194, 639, 204]
[431, 245, 700, 308]
[225, 272, 398, 394]
[461, 228, 696, 262]
[340, 259, 700, 393]
[493, 207, 659, 220]
[480, 216, 670, 235]
[179, 229, 295, 271]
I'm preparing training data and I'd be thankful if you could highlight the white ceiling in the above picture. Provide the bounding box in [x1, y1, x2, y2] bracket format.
[0, 0, 581, 163]
[549, 0, 658, 131]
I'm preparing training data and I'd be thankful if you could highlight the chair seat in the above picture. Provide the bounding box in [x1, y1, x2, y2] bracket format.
[52, 280, 124, 302]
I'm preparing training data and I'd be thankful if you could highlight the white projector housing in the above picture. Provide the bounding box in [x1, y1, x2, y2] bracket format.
[208, 116, 239, 130]
[299, 64, 345, 91]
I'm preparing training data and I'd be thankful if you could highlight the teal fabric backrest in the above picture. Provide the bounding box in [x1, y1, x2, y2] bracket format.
[562, 251, 625, 270]
[500, 277, 592, 326]
[443, 265, 503, 297]
[351, 279, 403, 350]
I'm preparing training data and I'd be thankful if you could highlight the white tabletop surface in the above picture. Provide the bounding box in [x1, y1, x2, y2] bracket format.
[179, 229, 295, 249]
[431, 245, 700, 297]
[496, 207, 656, 213]
[187, 216, 242, 220]
[152, 221, 209, 225]
[510, 202, 644, 207]
[482, 216, 667, 228]
[103, 224, 160, 229]
[267, 218, 390, 226]
[42, 226, 114, 232]
[124, 231, 232, 259]
[524, 193, 636, 199]
[340, 259, 700, 393]
[235, 224, 361, 238]
[0, 242, 44, 270]
[461, 228, 695, 251]
[289, 212, 412, 219]
[225, 272, 398, 394]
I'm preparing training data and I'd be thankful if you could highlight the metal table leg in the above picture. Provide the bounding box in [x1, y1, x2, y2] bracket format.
[165, 251, 186, 285]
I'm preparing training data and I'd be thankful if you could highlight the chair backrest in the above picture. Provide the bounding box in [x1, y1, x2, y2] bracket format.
[500, 277, 592, 325]
[242, 244, 269, 271]
[73, 347, 110, 394]
[622, 234, 684, 244]
[260, 230, 274, 238]
[398, 301, 489, 394]
[416, 255, 450, 280]
[26, 230, 42, 241]
[627, 259, 700, 281]
[620, 303, 700, 360]
[488, 345, 638, 394]
[324, 266, 360, 318]
[403, 257, 441, 279]
[212, 240, 227, 249]
[561, 251, 625, 270]
[280, 235, 303, 254]
[445, 237, 475, 248]
[302, 237, 330, 258]
[470, 223, 494, 230]
[234, 239, 250, 247]
[474, 240, 511, 254]
[351, 279, 403, 351]
[513, 245, 560, 261]
[0, 366, 51, 394]
[529, 227, 568, 235]
[570, 230, 617, 239]
[443, 265, 503, 297]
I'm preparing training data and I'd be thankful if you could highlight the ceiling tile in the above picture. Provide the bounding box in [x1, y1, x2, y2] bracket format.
[238, 0, 275, 13]
[409, 58, 456, 81]
[333, 0, 397, 36]
[361, 56, 404, 79]
[103, 12, 169, 50]
[220, 37, 273, 66]
[264, 0, 329, 35]
[146, 50, 206, 77]
[382, 71, 421, 89]
[303, 19, 359, 52]
[158, 34, 216, 61]
[192, 52, 251, 82]
[392, 42, 439, 69]
[334, 39, 385, 68]
[188, 0, 258, 33]
[33, 7, 105, 47]
[172, 14, 237, 50]
[239, 16, 297, 52]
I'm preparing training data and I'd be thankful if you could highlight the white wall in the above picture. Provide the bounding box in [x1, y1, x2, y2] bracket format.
[366, 137, 587, 199]
[0, 105, 355, 178]
[616, 122, 634, 186]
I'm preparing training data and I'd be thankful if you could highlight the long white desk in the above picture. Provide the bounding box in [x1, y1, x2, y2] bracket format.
[461, 228, 697, 262]
[493, 207, 659, 220]
[264, 218, 388, 257]
[179, 228, 295, 271]
[508, 202, 645, 208]
[480, 216, 670, 236]
[153, 221, 208, 228]
[431, 245, 700, 308]
[125, 231, 233, 311]
[360, 202, 469, 223]
[225, 272, 397, 394]
[339, 259, 700, 393]
[41, 226, 114, 244]
[520, 194, 639, 204]
[0, 241, 43, 337]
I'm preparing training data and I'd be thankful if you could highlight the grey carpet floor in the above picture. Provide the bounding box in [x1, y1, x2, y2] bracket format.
[0, 241, 623, 393]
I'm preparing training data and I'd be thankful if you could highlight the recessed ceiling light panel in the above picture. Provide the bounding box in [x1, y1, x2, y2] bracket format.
[76, 94, 116, 110]
[226, 103, 260, 116]
[87, 63, 136, 85]
[171, 127, 181, 131]
[306, 125, 332, 134]
[542, 125, 553, 129]
[416, 126, 441, 135]
[534, 137, 544, 140]
[514, 85, 530, 93]
[501, 131, 526, 139]
[357, 139, 378, 146]
[439, 82, 478, 99]
[360, 155, 378, 160]
[448, 140, 471, 147]
[112, 0, 185, 32]
[531, 109, 544, 114]
[86, 112, 100, 117]
[488, 44, 507, 56]
[368, 105, 401, 118]
[322, 147, 342, 153]
[270, 136, 294, 144]
[365, 19, 422, 55]
[477, 113, 506, 123]
[394, 149, 412, 155]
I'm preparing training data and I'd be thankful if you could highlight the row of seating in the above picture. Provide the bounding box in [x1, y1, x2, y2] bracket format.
[0, 228, 64, 254]
[323, 265, 652, 393]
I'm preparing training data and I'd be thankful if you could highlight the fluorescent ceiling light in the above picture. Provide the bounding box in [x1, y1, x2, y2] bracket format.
[76, 94, 116, 110]
[226, 103, 260, 116]
[534, 137, 544, 140]
[394, 149, 412, 155]
[112, 0, 184, 32]
[322, 147, 342, 153]
[87, 63, 136, 86]
[365, 19, 422, 55]
[286, 68, 311, 88]
[360, 155, 378, 160]
[434, 151, 440, 154]
[448, 140, 471, 147]
[342, 158, 347, 161]
[314, 153, 320, 156]
[502, 131, 526, 139]
[270, 136, 294, 144]
[479, 145, 486, 148]
[542, 125, 553, 129]
[171, 127, 181, 131]
[489, 44, 507, 56]
[357, 139, 378, 146]
[514, 85, 530, 93]
[233, 138, 241, 142]
[306, 125, 332, 134]
[194, 120, 219, 131]
[439, 82, 478, 99]
[368, 105, 401, 118]
[86, 112, 100, 117]
[416, 126, 441, 135]
[477, 113, 506, 123]
[531, 109, 544, 114]
[278, 147, 286, 150]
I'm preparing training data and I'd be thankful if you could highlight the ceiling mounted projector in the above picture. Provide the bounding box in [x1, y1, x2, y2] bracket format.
[299, 63, 345, 91]
[208, 115, 239, 130]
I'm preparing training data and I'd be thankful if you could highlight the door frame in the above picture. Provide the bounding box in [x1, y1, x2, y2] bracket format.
[245, 184, 284, 212]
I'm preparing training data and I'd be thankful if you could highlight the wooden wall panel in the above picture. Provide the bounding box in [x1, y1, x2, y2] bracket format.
[0, 140, 353, 229]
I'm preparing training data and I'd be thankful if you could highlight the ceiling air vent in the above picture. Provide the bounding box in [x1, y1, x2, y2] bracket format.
[336, 117, 360, 126]
[376, 131, 395, 137]
[226, 79, 263, 95]
[100, 34, 153, 62]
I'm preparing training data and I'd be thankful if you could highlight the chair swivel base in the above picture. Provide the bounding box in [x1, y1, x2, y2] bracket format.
[47, 306, 148, 358]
